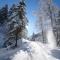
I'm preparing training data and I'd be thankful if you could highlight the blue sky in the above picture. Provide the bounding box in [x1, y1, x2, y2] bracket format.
[0, 0, 60, 36]
[53, 0, 60, 8]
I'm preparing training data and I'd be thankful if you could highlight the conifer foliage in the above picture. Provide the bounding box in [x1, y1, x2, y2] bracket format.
[4, 0, 28, 47]
[0, 5, 8, 24]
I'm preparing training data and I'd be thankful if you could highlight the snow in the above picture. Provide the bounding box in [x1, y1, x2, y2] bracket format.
[11, 40, 57, 60]
[0, 39, 60, 60]
[11, 50, 31, 60]
[46, 29, 56, 49]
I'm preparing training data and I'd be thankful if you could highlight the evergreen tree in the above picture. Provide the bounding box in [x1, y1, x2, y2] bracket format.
[0, 4, 8, 24]
[31, 33, 35, 41]
[5, 0, 28, 47]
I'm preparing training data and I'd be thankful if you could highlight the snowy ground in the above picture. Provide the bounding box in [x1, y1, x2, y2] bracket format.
[0, 39, 60, 60]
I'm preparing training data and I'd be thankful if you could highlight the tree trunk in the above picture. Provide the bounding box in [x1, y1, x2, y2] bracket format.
[15, 30, 18, 47]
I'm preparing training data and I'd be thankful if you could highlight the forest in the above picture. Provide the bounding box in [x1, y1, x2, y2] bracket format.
[0, 0, 60, 60]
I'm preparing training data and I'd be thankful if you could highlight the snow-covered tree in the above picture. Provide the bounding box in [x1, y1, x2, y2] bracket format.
[0, 4, 8, 24]
[4, 0, 28, 47]
[36, 0, 58, 43]
[55, 10, 60, 46]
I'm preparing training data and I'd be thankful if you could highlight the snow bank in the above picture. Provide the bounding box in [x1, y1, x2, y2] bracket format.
[0, 39, 59, 60]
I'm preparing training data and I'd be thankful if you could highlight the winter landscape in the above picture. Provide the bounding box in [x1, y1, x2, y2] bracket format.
[0, 0, 60, 60]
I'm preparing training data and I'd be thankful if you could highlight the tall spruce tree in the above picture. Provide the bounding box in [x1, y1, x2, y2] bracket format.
[4, 0, 28, 47]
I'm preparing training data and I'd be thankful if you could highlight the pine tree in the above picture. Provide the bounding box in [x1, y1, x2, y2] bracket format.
[31, 33, 35, 41]
[0, 4, 8, 24]
[5, 0, 28, 47]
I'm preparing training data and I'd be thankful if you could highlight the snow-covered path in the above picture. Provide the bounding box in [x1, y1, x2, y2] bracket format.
[11, 40, 58, 60]
[0, 39, 60, 60]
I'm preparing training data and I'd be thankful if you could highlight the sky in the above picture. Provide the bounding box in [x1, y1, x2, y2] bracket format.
[53, 0, 60, 8]
[0, 0, 60, 36]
